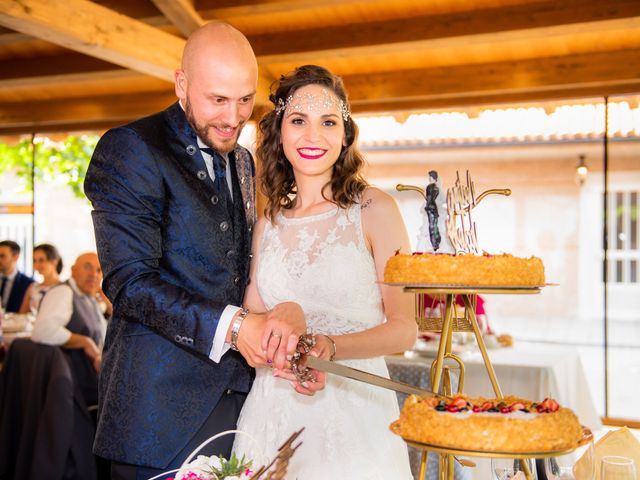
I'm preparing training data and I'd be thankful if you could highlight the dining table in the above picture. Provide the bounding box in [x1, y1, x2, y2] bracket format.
[1, 313, 33, 346]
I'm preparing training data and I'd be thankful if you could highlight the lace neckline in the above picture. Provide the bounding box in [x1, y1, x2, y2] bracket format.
[276, 205, 340, 225]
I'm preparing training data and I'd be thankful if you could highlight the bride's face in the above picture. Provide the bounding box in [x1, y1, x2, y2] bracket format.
[280, 84, 346, 182]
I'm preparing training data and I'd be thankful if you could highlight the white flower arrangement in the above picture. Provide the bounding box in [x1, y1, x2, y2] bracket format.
[147, 430, 256, 480]
[174, 452, 253, 480]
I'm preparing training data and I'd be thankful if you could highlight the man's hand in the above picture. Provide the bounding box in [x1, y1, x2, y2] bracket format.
[261, 302, 306, 370]
[93, 353, 102, 373]
[233, 312, 268, 367]
[80, 336, 101, 372]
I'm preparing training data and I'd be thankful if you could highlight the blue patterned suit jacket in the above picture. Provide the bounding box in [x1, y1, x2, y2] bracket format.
[84, 102, 256, 468]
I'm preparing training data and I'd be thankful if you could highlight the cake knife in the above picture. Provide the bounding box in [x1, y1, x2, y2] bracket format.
[304, 356, 475, 467]
[305, 355, 450, 399]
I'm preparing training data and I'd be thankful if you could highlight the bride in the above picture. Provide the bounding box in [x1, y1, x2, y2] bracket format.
[233, 65, 416, 479]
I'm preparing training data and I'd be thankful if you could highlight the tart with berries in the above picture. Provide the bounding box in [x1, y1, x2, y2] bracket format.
[392, 394, 582, 453]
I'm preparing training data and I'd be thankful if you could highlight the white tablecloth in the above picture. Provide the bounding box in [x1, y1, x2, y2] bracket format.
[387, 341, 601, 430]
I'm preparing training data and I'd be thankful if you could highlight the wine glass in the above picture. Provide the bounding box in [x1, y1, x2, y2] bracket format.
[492, 457, 538, 480]
[600, 456, 636, 480]
[545, 438, 595, 480]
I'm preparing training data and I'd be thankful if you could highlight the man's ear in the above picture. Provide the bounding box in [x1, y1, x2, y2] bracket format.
[174, 69, 187, 99]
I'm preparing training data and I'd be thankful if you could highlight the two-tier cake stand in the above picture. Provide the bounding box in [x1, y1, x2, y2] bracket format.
[392, 173, 589, 480]
[393, 284, 544, 480]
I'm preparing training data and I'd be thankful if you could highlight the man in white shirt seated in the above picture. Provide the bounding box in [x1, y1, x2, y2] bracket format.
[31, 252, 108, 405]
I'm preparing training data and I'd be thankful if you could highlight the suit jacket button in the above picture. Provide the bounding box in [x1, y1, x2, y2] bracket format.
[211, 195, 219, 205]
[186, 145, 196, 155]
[233, 276, 240, 285]
[226, 249, 235, 258]
[220, 221, 229, 232]
[174, 335, 181, 342]
[197, 170, 208, 180]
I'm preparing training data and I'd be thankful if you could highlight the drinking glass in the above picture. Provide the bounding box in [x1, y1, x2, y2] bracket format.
[545, 438, 595, 480]
[492, 457, 538, 480]
[600, 456, 636, 480]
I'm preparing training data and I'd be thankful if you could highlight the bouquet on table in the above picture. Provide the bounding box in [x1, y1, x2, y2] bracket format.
[174, 452, 253, 480]
[153, 429, 304, 480]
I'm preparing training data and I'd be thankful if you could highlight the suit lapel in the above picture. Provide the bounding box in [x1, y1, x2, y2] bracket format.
[164, 101, 256, 228]
[233, 146, 256, 229]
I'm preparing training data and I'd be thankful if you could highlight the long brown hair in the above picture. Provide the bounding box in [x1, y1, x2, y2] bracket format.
[257, 65, 368, 221]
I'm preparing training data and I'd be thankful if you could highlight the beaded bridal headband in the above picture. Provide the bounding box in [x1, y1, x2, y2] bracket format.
[274, 89, 351, 122]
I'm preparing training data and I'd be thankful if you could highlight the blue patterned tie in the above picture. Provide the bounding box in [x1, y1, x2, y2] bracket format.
[201, 148, 228, 193]
[201, 148, 234, 221]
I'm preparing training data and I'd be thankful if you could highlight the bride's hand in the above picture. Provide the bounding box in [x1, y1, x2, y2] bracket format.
[311, 334, 334, 361]
[272, 356, 326, 396]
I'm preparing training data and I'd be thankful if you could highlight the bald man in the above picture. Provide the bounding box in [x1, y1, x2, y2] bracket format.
[32, 252, 107, 404]
[84, 22, 309, 479]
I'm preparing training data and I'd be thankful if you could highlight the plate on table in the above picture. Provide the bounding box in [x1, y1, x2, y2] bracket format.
[405, 339, 473, 359]
[2, 313, 30, 333]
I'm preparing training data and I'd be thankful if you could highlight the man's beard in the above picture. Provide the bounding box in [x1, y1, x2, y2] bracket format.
[185, 97, 242, 153]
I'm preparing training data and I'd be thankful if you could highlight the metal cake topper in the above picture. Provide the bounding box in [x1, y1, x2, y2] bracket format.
[397, 170, 511, 255]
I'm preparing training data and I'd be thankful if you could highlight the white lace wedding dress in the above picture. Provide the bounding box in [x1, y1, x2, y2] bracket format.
[233, 204, 413, 479]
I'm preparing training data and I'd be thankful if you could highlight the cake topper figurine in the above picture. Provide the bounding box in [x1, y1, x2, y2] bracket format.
[424, 170, 441, 251]
[398, 170, 454, 254]
[397, 170, 511, 255]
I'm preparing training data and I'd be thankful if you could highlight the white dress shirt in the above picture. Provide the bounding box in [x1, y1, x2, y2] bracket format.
[195, 137, 242, 363]
[31, 278, 107, 348]
[176, 102, 244, 362]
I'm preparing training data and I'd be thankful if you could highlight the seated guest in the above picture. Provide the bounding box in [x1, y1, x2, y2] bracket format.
[0, 240, 35, 313]
[31, 252, 107, 406]
[19, 243, 63, 314]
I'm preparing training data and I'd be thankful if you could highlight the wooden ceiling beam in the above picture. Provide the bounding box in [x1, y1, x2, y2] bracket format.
[150, 0, 204, 37]
[0, 0, 271, 101]
[2, 80, 638, 136]
[0, 91, 179, 134]
[1, 48, 638, 135]
[351, 83, 640, 115]
[246, 0, 640, 56]
[0, 53, 122, 80]
[0, 0, 184, 81]
[342, 49, 640, 105]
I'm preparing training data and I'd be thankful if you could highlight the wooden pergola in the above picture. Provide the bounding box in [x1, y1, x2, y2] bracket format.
[0, 0, 639, 136]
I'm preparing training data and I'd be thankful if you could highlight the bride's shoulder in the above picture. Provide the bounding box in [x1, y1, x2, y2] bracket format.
[250, 216, 271, 244]
[359, 186, 399, 215]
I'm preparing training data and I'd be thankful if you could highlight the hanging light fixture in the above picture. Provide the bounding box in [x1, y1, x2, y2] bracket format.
[576, 154, 588, 186]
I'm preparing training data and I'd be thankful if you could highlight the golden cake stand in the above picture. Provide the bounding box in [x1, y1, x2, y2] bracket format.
[390, 421, 593, 480]
[392, 284, 543, 480]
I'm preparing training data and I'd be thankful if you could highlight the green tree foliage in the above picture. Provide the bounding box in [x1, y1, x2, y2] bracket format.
[0, 135, 99, 200]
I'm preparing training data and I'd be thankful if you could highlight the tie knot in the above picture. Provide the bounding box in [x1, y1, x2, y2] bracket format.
[201, 148, 227, 179]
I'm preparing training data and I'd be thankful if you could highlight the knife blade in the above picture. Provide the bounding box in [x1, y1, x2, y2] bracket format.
[305, 355, 446, 398]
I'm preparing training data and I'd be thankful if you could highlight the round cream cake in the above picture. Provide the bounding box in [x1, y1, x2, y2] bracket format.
[384, 252, 545, 286]
[392, 394, 582, 453]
